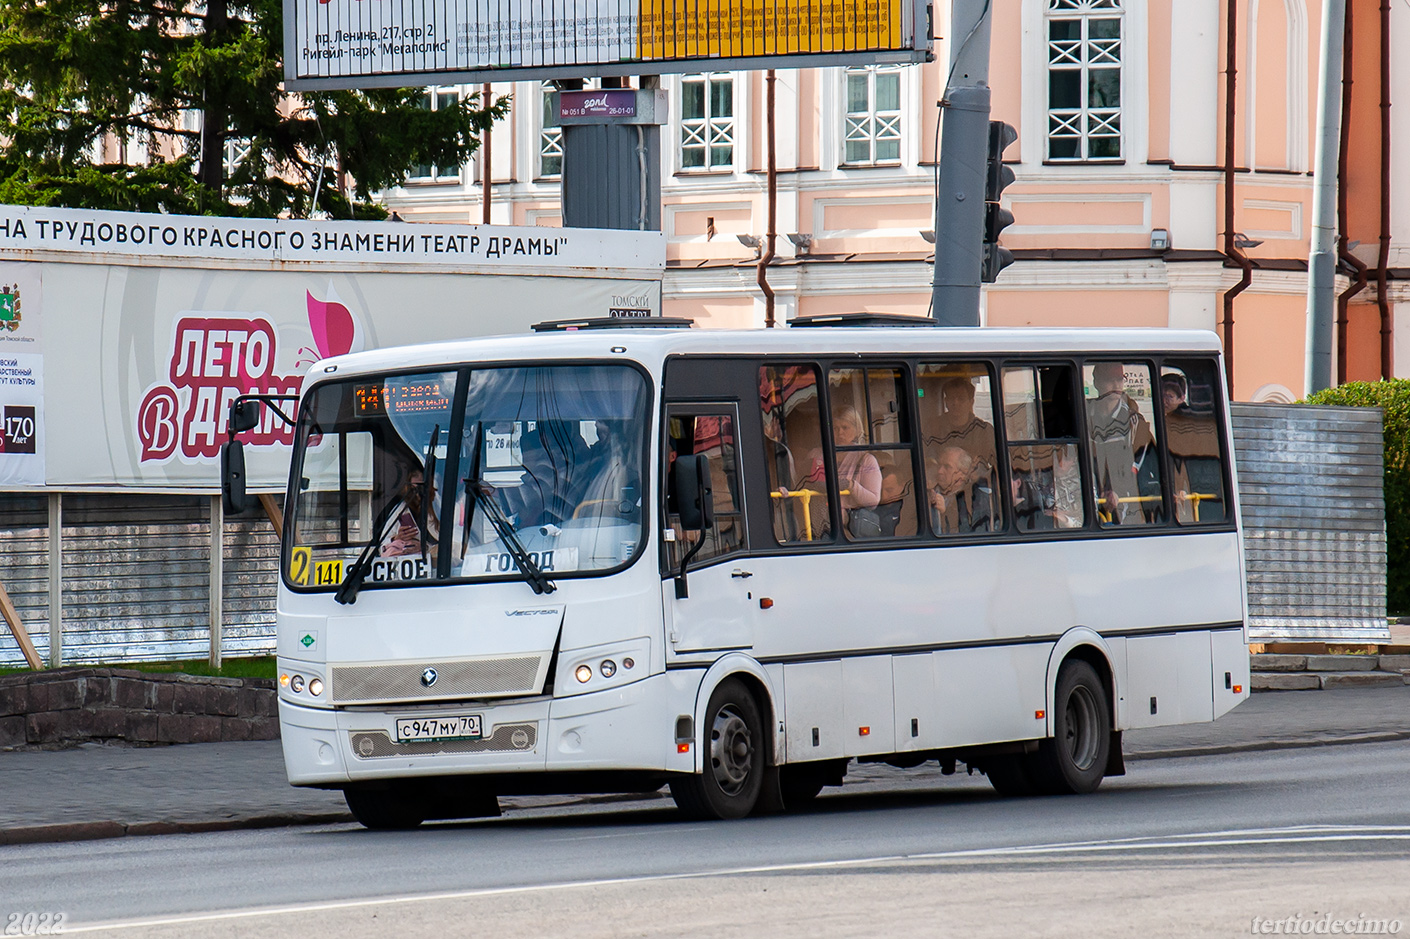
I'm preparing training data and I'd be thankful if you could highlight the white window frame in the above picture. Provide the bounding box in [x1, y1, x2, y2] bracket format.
[1044, 0, 1125, 163]
[538, 81, 566, 180]
[406, 86, 464, 184]
[224, 137, 252, 176]
[677, 72, 736, 173]
[841, 65, 903, 167]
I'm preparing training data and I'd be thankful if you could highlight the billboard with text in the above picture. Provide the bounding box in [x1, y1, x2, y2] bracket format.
[286, 0, 932, 90]
[0, 205, 663, 492]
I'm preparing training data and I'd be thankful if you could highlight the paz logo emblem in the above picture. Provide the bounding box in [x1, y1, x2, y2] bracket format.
[0, 283, 20, 332]
[420, 667, 438, 687]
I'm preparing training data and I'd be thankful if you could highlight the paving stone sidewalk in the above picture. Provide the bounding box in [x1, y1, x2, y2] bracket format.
[2, 685, 1407, 844]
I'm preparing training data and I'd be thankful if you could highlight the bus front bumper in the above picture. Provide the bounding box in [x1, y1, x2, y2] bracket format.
[280, 670, 702, 787]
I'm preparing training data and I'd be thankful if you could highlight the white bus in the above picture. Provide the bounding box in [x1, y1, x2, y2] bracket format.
[226, 317, 1249, 828]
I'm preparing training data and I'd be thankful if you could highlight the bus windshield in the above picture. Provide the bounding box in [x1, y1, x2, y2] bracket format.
[286, 364, 649, 593]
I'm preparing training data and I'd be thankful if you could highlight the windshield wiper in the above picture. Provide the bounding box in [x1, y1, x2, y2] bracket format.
[334, 497, 403, 605]
[459, 421, 555, 595]
[419, 424, 440, 562]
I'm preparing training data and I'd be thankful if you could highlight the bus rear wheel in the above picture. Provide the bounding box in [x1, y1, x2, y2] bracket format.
[344, 786, 426, 830]
[670, 678, 765, 820]
[1030, 659, 1111, 795]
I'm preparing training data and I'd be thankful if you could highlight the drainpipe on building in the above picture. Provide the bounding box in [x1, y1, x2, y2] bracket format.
[758, 70, 778, 328]
[1336, 0, 1368, 385]
[1222, 0, 1252, 398]
[1378, 0, 1393, 379]
[481, 83, 492, 225]
[1306, 0, 1347, 395]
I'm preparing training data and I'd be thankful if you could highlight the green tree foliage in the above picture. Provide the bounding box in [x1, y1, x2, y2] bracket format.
[1303, 380, 1410, 614]
[0, 0, 506, 218]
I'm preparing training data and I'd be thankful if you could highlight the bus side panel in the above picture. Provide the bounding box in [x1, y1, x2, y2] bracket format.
[842, 656, 895, 756]
[1211, 628, 1251, 719]
[892, 653, 941, 752]
[934, 645, 1051, 747]
[782, 661, 845, 762]
[1124, 632, 1215, 729]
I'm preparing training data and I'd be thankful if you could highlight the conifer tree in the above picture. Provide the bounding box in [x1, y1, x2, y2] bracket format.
[0, 0, 504, 217]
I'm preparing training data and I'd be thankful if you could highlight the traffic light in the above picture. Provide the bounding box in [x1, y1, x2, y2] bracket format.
[983, 121, 1018, 283]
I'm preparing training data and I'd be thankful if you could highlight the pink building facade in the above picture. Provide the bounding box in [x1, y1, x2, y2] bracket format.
[380, 0, 1410, 401]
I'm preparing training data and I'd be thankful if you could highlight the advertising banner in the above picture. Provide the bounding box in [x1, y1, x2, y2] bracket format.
[0, 206, 663, 492]
[0, 263, 43, 487]
[287, 0, 927, 89]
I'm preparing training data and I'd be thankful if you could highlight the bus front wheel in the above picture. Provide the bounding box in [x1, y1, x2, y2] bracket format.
[1031, 659, 1111, 795]
[344, 786, 426, 830]
[670, 678, 765, 820]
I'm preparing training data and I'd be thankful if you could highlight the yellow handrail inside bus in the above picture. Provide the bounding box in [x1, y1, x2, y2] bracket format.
[770, 488, 849, 541]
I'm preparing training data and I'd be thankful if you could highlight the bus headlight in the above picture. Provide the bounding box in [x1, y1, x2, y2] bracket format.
[559, 638, 651, 697]
[290, 675, 306, 694]
[308, 677, 324, 697]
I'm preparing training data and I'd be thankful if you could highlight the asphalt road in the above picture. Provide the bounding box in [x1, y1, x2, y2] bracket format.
[6, 740, 1410, 938]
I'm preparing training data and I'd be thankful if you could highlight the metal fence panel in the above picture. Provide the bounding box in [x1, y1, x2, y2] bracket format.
[1231, 403, 1389, 644]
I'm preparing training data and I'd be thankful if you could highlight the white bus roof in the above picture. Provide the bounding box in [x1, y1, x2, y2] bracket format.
[308, 326, 1224, 384]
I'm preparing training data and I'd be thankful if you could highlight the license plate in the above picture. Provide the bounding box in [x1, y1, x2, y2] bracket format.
[395, 715, 483, 742]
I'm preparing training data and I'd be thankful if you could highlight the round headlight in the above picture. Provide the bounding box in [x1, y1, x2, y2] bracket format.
[575, 664, 593, 683]
[622, 657, 635, 670]
[290, 675, 305, 694]
[308, 677, 323, 697]
[600, 660, 617, 678]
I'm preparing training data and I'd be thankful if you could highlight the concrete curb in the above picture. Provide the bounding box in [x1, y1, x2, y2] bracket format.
[1124, 730, 1410, 761]
[7, 731, 1408, 847]
[0, 811, 355, 846]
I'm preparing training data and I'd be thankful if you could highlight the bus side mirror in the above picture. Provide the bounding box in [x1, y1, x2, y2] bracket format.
[221, 441, 248, 515]
[228, 399, 260, 434]
[672, 454, 713, 531]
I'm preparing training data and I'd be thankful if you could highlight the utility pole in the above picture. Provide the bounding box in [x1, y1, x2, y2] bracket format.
[1305, 0, 1346, 394]
[931, 0, 994, 327]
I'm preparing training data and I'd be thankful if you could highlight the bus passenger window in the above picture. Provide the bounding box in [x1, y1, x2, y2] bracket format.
[1161, 360, 1229, 525]
[665, 412, 745, 567]
[1084, 362, 1164, 527]
[758, 365, 831, 543]
[829, 367, 918, 541]
[918, 363, 1001, 535]
[1002, 365, 1084, 532]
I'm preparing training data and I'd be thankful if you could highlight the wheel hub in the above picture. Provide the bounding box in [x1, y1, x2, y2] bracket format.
[1063, 684, 1100, 770]
[710, 705, 753, 796]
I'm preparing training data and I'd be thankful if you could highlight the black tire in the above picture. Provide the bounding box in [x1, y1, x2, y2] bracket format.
[983, 754, 1039, 797]
[1028, 659, 1111, 795]
[778, 765, 827, 808]
[670, 678, 766, 820]
[344, 787, 426, 830]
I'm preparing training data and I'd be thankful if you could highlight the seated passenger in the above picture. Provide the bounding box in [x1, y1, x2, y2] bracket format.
[928, 446, 994, 534]
[1010, 467, 1054, 532]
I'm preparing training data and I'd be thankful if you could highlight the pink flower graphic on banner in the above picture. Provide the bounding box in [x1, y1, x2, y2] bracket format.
[298, 285, 364, 367]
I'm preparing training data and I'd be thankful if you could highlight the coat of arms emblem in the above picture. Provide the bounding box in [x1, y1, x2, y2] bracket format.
[0, 283, 20, 332]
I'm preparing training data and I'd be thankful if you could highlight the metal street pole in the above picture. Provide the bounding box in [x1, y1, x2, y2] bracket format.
[1305, 0, 1346, 394]
[931, 0, 994, 327]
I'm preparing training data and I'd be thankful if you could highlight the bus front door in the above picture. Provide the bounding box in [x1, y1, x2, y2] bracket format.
[664, 405, 756, 654]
